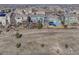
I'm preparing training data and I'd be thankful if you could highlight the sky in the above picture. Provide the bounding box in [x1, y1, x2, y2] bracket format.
[0, 4, 79, 8]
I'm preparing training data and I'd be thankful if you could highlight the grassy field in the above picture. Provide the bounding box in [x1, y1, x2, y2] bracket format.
[0, 29, 79, 55]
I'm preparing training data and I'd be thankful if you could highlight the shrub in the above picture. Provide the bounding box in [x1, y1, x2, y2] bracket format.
[38, 23, 43, 29]
[37, 20, 43, 29]
[16, 43, 21, 48]
[15, 32, 22, 38]
[6, 28, 10, 32]
[0, 30, 2, 34]
[41, 44, 45, 47]
[65, 44, 68, 49]
[56, 49, 60, 54]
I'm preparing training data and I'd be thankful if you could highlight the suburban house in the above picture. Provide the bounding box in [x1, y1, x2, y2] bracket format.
[0, 12, 7, 26]
[65, 16, 79, 25]
[35, 9, 45, 15]
[30, 15, 45, 25]
[14, 13, 23, 23]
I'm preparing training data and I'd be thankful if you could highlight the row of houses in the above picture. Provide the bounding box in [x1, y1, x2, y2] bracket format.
[0, 8, 79, 29]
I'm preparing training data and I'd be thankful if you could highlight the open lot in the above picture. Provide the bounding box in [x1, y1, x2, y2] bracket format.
[0, 29, 79, 55]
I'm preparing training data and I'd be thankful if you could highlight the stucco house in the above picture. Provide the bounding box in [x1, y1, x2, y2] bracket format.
[0, 12, 7, 26]
[14, 13, 23, 23]
[30, 15, 45, 25]
[65, 16, 79, 25]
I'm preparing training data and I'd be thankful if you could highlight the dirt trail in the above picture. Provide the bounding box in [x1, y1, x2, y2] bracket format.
[0, 29, 79, 55]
